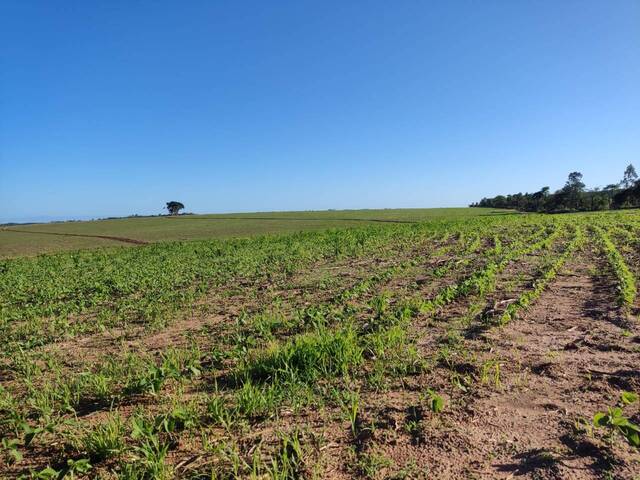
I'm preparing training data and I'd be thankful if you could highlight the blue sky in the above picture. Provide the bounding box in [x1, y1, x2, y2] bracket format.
[1, 1, 639, 223]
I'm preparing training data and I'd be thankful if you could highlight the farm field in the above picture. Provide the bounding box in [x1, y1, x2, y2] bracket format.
[1, 210, 640, 479]
[0, 208, 505, 259]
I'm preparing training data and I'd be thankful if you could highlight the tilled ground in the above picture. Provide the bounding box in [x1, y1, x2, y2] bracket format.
[2, 223, 640, 479]
[271, 236, 640, 479]
[409, 244, 640, 479]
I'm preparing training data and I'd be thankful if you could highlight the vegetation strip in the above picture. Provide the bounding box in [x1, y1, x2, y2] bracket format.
[593, 225, 637, 311]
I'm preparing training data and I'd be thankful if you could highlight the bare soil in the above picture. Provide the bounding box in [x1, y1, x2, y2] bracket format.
[407, 244, 640, 479]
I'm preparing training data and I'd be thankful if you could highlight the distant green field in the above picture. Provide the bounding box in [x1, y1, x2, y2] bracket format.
[0, 208, 511, 258]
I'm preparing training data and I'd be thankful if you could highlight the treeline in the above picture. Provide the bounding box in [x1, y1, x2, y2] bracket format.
[471, 165, 640, 213]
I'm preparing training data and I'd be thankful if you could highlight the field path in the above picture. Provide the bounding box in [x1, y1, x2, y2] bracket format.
[459, 244, 640, 478]
[1, 228, 149, 245]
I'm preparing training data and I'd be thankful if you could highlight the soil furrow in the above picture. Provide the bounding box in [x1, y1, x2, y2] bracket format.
[438, 245, 640, 478]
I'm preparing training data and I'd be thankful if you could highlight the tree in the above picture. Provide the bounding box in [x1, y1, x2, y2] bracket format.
[564, 171, 585, 192]
[622, 164, 638, 189]
[530, 187, 550, 211]
[560, 171, 586, 211]
[471, 167, 640, 213]
[165, 201, 185, 215]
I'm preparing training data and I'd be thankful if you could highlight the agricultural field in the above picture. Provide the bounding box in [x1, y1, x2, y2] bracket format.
[0, 208, 503, 259]
[1, 210, 640, 479]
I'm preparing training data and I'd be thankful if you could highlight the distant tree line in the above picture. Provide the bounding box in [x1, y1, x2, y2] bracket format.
[470, 165, 640, 213]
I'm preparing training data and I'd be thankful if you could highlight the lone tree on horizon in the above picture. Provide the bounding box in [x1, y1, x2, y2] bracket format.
[165, 201, 185, 216]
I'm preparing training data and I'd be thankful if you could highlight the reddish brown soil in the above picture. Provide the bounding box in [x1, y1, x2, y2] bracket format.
[410, 245, 640, 479]
[296, 243, 640, 479]
[5, 235, 640, 479]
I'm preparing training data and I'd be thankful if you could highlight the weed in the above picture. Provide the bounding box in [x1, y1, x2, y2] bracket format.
[239, 325, 363, 384]
[81, 413, 125, 461]
[268, 431, 306, 480]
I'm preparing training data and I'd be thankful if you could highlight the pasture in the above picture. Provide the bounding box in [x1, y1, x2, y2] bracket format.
[0, 208, 502, 259]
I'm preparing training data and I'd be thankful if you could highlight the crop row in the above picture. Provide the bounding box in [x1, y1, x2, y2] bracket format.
[498, 225, 585, 325]
[593, 225, 637, 311]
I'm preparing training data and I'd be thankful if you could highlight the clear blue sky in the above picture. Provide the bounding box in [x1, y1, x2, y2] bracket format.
[1, 1, 639, 223]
